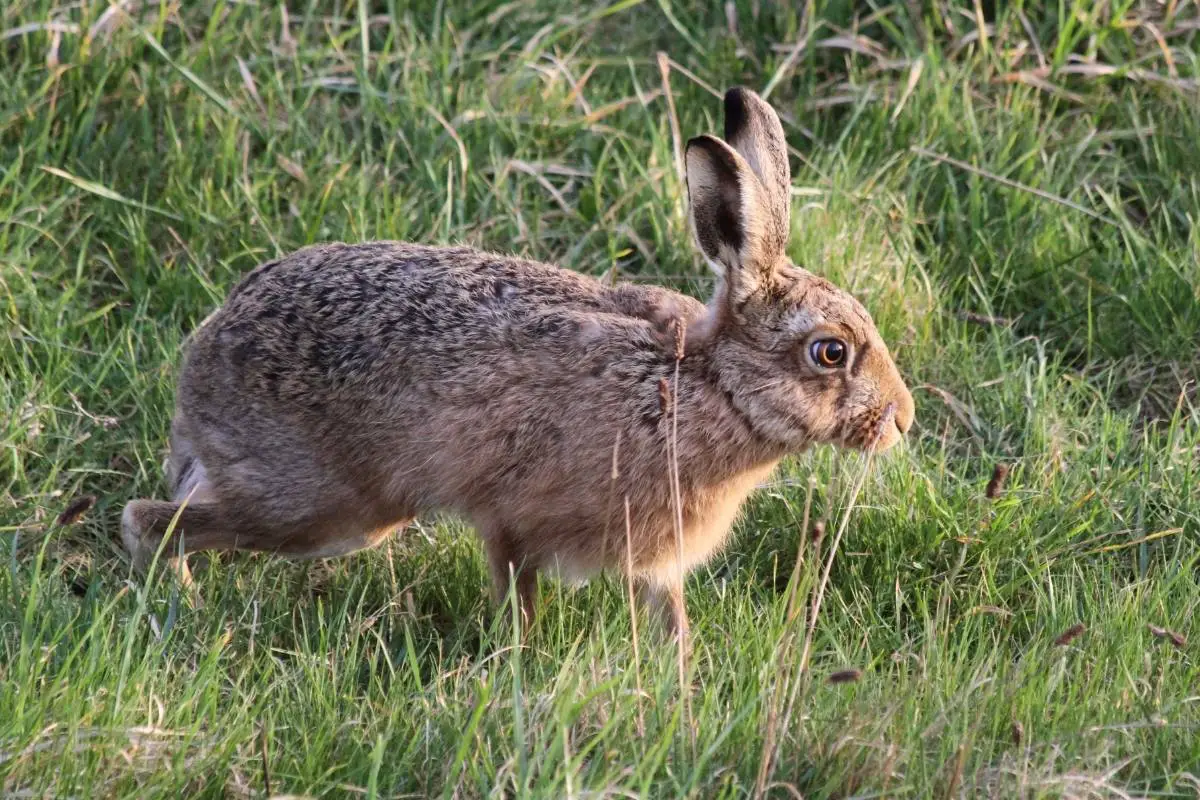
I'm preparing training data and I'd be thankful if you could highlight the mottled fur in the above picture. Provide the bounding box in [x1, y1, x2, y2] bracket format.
[122, 88, 914, 635]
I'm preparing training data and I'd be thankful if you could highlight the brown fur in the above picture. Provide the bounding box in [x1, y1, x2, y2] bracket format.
[122, 88, 914, 635]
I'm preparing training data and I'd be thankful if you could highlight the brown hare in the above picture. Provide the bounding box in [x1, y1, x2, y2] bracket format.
[122, 87, 914, 637]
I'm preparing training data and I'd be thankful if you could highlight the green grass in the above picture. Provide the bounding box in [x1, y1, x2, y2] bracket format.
[2, 1, 1199, 796]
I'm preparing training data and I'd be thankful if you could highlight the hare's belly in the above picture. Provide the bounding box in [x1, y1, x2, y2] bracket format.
[537, 555, 606, 585]
[526, 462, 778, 583]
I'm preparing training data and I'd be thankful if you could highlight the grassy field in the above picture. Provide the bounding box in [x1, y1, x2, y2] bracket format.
[3, 1, 1199, 796]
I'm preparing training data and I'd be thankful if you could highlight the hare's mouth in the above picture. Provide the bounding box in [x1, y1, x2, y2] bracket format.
[844, 403, 903, 452]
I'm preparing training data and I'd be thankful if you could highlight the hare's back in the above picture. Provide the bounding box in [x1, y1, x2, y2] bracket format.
[221, 241, 610, 329]
[179, 241, 685, 411]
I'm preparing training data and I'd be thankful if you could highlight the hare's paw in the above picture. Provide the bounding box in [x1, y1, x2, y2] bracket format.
[120, 501, 156, 571]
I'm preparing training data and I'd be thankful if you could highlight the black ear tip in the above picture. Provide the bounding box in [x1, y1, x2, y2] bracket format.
[685, 134, 721, 158]
[724, 86, 750, 102]
[723, 87, 753, 141]
[684, 136, 710, 165]
[685, 135, 740, 177]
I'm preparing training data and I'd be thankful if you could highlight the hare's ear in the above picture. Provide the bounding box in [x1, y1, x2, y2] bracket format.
[723, 87, 791, 233]
[686, 88, 791, 312]
[686, 134, 783, 307]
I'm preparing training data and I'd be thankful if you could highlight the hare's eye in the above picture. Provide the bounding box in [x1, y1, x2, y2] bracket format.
[810, 339, 848, 368]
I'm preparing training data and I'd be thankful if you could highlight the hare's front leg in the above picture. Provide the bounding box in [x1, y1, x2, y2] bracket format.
[637, 579, 690, 641]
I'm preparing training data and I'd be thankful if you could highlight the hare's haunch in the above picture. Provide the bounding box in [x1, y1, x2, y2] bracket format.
[123, 88, 914, 636]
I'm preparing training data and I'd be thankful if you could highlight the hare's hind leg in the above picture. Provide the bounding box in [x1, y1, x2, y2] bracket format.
[129, 414, 414, 578]
[121, 499, 226, 575]
[484, 531, 538, 626]
[120, 499, 211, 599]
[122, 497, 408, 567]
[118, 443, 220, 586]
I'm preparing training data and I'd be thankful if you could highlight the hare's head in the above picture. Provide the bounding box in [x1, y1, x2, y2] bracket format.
[686, 88, 914, 452]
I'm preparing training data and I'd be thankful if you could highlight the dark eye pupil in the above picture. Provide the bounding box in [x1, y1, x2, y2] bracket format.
[812, 339, 846, 367]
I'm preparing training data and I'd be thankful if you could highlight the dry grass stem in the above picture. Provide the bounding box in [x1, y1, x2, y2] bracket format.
[985, 463, 1009, 499]
[656, 53, 685, 191]
[1054, 623, 1086, 647]
[826, 668, 862, 685]
[624, 496, 645, 737]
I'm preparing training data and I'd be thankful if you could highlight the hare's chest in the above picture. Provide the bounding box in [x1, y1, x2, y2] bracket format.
[643, 463, 778, 579]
